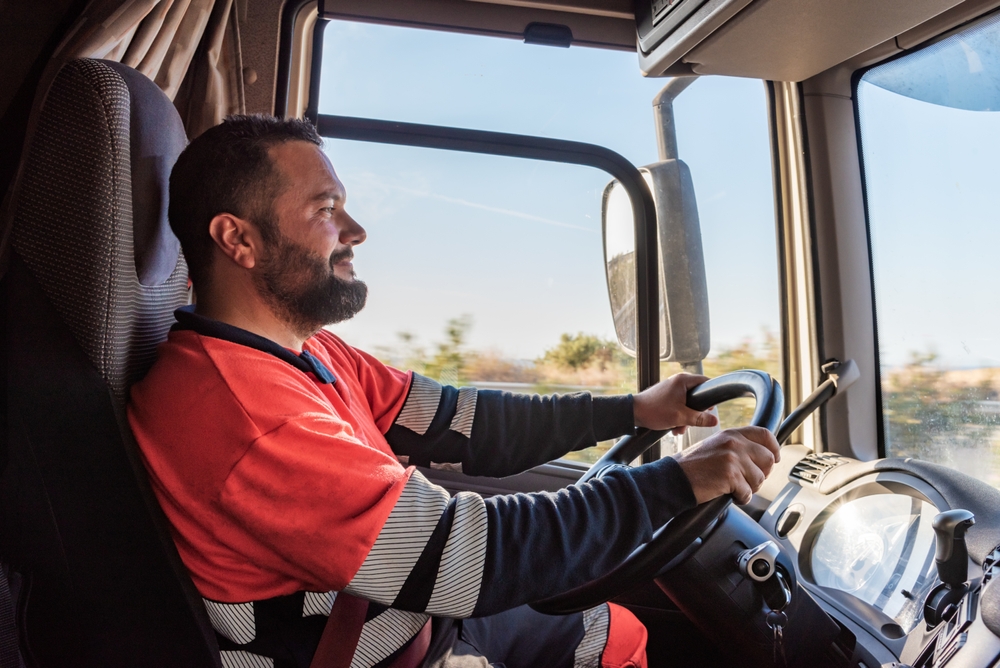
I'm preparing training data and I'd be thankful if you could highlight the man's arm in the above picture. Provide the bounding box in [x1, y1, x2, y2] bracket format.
[383, 373, 718, 477]
[384, 374, 634, 476]
[344, 426, 779, 618]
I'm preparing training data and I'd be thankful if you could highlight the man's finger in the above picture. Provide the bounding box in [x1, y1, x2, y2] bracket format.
[743, 440, 776, 477]
[733, 478, 754, 505]
[742, 458, 766, 491]
[739, 425, 781, 463]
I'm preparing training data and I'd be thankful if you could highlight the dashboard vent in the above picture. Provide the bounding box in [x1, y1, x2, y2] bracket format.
[789, 453, 851, 487]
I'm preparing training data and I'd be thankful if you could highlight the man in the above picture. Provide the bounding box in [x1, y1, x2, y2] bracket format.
[128, 115, 780, 668]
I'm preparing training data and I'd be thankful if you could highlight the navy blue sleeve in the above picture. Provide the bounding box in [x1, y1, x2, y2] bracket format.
[471, 455, 695, 615]
[384, 374, 635, 477]
[355, 455, 697, 618]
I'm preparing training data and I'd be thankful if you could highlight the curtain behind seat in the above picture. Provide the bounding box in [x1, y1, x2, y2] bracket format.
[51, 0, 245, 138]
[0, 0, 246, 275]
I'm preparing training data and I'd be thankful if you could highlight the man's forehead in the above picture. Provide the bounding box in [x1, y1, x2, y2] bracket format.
[270, 140, 345, 199]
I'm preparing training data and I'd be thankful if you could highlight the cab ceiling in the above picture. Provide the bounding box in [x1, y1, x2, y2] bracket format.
[318, 0, 987, 80]
[684, 0, 969, 81]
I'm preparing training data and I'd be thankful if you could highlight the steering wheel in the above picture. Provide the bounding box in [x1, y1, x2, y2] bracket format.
[531, 370, 784, 615]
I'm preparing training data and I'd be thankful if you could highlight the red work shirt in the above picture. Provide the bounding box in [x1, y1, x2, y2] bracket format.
[128, 327, 412, 602]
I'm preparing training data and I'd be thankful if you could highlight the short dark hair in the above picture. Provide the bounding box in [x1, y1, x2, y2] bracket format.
[168, 114, 323, 289]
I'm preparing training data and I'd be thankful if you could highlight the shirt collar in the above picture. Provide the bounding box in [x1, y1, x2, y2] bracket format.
[172, 306, 336, 384]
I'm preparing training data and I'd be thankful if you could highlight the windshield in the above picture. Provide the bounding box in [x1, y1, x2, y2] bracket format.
[318, 20, 781, 460]
[857, 10, 1000, 485]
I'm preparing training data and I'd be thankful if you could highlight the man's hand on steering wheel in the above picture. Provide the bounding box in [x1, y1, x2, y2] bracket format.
[632, 372, 780, 505]
[674, 427, 780, 505]
[533, 369, 784, 614]
[632, 373, 720, 434]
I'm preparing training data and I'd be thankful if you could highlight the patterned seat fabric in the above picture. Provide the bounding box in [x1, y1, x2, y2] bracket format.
[0, 58, 219, 667]
[12, 58, 189, 402]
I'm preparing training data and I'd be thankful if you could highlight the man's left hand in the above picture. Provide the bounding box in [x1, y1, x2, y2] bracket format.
[633, 373, 719, 435]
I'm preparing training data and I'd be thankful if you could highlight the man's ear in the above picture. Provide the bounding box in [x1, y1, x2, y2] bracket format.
[208, 213, 260, 270]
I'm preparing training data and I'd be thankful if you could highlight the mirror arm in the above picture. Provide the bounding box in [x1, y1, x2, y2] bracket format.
[652, 76, 698, 161]
[680, 361, 703, 374]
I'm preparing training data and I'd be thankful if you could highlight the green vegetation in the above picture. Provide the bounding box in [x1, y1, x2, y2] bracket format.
[383, 322, 1000, 483]
[376, 317, 782, 463]
[882, 352, 1000, 486]
[541, 333, 624, 371]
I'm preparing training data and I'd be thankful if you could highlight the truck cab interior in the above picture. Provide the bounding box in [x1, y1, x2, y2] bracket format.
[3, 0, 1000, 667]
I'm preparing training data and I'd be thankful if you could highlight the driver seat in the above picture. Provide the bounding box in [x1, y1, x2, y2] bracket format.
[0, 59, 219, 666]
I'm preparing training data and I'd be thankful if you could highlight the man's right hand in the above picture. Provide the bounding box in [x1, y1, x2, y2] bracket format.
[673, 427, 781, 505]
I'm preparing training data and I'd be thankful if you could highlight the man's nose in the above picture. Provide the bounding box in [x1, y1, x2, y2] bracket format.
[339, 211, 366, 246]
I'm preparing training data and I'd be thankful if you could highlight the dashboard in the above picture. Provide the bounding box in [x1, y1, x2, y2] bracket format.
[809, 492, 938, 634]
[657, 444, 1000, 668]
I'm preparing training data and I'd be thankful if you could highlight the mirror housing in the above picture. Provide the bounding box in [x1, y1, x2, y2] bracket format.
[602, 162, 710, 364]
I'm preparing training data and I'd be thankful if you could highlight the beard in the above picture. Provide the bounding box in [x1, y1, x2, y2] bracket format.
[253, 232, 368, 338]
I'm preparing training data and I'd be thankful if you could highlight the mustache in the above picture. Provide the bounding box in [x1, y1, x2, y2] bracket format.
[329, 247, 354, 267]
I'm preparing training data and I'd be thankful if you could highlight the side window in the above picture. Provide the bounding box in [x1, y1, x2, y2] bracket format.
[318, 21, 780, 463]
[858, 11, 1000, 485]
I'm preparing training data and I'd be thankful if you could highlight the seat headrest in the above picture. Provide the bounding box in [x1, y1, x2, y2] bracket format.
[102, 60, 187, 286]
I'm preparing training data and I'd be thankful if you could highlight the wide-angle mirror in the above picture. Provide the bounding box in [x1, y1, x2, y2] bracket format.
[602, 79, 710, 365]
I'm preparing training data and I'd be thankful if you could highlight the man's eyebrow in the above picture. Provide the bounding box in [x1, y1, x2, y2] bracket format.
[310, 189, 344, 203]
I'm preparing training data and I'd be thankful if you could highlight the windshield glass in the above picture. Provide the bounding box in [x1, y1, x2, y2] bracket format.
[319, 20, 781, 461]
[858, 10, 1000, 485]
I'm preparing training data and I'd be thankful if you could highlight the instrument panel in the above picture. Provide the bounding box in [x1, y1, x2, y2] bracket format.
[809, 493, 939, 633]
[756, 445, 1000, 667]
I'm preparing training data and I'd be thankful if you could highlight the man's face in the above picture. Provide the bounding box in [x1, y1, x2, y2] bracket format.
[251, 141, 368, 337]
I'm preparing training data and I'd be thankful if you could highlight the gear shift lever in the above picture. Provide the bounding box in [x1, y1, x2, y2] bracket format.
[924, 509, 975, 628]
[933, 509, 975, 588]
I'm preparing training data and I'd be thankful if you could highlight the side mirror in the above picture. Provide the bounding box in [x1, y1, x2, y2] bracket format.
[602, 77, 710, 365]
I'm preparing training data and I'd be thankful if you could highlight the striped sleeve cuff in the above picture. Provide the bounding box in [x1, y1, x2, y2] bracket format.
[344, 470, 488, 618]
[394, 374, 445, 435]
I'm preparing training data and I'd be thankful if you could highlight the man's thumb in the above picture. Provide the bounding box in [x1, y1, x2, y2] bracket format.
[690, 410, 719, 428]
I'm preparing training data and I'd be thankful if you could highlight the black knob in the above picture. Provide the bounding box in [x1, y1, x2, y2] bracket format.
[933, 509, 975, 588]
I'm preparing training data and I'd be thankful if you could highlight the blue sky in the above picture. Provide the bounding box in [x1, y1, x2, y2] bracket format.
[860, 80, 1000, 369]
[317, 20, 778, 360]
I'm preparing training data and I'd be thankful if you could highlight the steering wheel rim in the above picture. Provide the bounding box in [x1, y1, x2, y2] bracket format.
[531, 370, 783, 615]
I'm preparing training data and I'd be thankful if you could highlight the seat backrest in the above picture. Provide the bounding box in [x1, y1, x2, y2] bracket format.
[0, 58, 219, 667]
[11, 58, 190, 402]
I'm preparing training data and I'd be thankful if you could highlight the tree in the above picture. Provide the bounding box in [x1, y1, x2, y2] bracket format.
[541, 333, 622, 371]
[423, 315, 473, 384]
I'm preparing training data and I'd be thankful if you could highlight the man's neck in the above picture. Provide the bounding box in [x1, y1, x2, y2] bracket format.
[194, 286, 311, 352]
